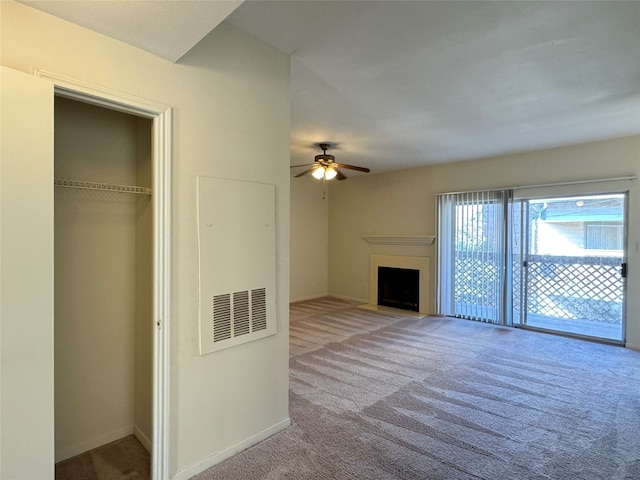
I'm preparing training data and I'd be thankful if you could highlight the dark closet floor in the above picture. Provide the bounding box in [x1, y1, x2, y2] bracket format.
[55, 435, 150, 480]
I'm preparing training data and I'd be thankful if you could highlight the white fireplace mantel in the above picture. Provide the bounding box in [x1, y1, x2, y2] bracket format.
[363, 235, 435, 246]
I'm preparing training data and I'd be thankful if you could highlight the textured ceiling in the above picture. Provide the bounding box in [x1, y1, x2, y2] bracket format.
[18, 1, 640, 176]
[227, 1, 640, 174]
[19, 0, 242, 62]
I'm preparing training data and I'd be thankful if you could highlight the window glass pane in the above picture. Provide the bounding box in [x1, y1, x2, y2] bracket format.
[586, 224, 623, 250]
[527, 194, 624, 257]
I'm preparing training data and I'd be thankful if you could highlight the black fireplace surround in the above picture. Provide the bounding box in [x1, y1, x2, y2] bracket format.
[377, 266, 419, 312]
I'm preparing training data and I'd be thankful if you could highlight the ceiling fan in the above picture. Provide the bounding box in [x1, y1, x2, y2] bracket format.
[291, 143, 370, 181]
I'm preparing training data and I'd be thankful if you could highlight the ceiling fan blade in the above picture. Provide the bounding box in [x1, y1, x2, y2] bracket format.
[294, 167, 315, 178]
[291, 163, 317, 169]
[336, 170, 347, 180]
[335, 163, 370, 173]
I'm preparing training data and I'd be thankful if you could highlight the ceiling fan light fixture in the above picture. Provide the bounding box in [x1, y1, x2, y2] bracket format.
[311, 166, 325, 179]
[324, 166, 338, 180]
[291, 143, 369, 181]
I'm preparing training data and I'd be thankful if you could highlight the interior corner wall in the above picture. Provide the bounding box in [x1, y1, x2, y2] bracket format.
[1, 1, 291, 478]
[328, 135, 640, 347]
[290, 178, 329, 302]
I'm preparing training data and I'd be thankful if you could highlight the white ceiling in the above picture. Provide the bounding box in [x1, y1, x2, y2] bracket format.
[20, 1, 640, 176]
[227, 1, 640, 174]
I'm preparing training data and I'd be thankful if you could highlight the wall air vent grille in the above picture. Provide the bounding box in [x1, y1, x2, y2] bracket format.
[233, 290, 250, 336]
[213, 294, 232, 342]
[209, 288, 273, 348]
[251, 288, 267, 331]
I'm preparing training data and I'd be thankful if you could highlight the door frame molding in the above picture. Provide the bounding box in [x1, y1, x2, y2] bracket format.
[36, 70, 172, 480]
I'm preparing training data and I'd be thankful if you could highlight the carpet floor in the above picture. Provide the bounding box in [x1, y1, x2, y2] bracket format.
[55, 435, 149, 480]
[195, 297, 640, 480]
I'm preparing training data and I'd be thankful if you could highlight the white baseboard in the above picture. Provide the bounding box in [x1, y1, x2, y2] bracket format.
[55, 424, 134, 463]
[133, 425, 151, 453]
[328, 293, 367, 304]
[290, 293, 329, 303]
[171, 417, 291, 480]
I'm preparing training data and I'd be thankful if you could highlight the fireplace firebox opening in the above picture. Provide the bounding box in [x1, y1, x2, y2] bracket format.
[377, 266, 419, 312]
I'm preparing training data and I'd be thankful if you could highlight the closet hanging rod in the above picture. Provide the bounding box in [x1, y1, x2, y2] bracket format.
[54, 179, 152, 195]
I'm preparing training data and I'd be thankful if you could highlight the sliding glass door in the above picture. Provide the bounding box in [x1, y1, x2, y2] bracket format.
[513, 194, 627, 342]
[438, 189, 627, 343]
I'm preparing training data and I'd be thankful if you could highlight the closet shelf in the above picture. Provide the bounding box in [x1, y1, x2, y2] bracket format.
[54, 179, 152, 195]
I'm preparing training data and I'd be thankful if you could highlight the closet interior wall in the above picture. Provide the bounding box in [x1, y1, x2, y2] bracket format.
[54, 97, 152, 462]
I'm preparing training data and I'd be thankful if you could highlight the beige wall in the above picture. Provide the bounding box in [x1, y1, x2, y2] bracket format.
[1, 1, 290, 478]
[1, 65, 55, 480]
[329, 135, 640, 348]
[328, 167, 437, 308]
[290, 178, 329, 301]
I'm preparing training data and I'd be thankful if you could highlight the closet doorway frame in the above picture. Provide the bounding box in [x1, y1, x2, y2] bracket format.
[36, 70, 172, 480]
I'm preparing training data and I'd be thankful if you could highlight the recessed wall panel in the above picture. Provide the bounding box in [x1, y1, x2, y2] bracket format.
[197, 176, 277, 354]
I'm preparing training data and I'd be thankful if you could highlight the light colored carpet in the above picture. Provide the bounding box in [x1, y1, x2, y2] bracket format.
[195, 296, 640, 480]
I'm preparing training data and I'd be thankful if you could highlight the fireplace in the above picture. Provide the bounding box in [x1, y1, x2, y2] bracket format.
[377, 267, 419, 312]
[369, 254, 430, 314]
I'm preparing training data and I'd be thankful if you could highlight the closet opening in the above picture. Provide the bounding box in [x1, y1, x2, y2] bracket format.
[53, 96, 154, 479]
[35, 68, 172, 480]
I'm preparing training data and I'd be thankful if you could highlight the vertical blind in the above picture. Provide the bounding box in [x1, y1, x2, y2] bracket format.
[437, 190, 512, 325]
